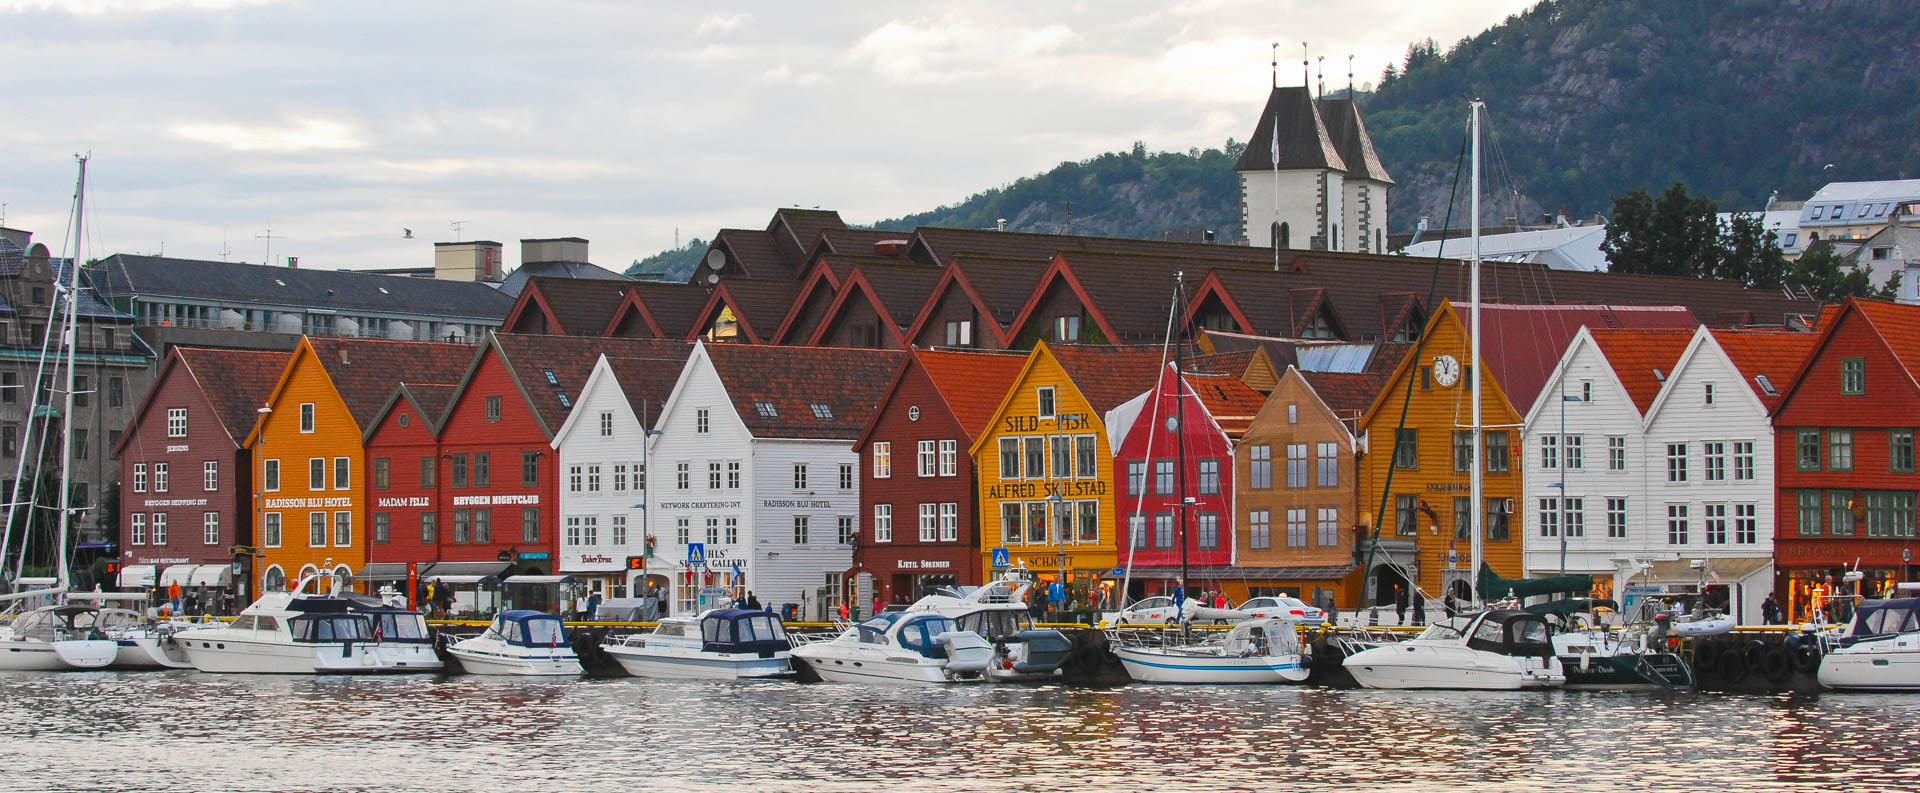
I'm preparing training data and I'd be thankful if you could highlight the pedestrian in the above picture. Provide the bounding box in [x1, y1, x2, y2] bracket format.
[586, 591, 603, 621]
[1443, 591, 1459, 620]
[872, 595, 884, 619]
[1214, 591, 1228, 609]
[168, 579, 184, 615]
[1762, 592, 1784, 625]
[1411, 588, 1427, 627]
[1394, 585, 1408, 626]
[745, 591, 762, 611]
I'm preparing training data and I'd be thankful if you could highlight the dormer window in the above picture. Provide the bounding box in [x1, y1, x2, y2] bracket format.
[755, 402, 778, 418]
[1811, 206, 1826, 220]
[1302, 309, 1336, 339]
[1055, 316, 1081, 343]
[810, 404, 833, 420]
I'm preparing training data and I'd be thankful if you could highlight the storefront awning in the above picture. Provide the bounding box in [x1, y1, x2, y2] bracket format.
[423, 561, 512, 578]
[425, 574, 497, 585]
[1637, 557, 1770, 585]
[189, 565, 233, 587]
[119, 564, 157, 588]
[353, 563, 413, 582]
[159, 564, 197, 587]
[1126, 565, 1356, 581]
[503, 575, 582, 585]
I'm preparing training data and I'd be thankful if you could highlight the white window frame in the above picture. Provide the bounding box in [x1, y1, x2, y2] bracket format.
[917, 440, 937, 477]
[874, 504, 893, 543]
[166, 407, 187, 438]
[873, 442, 892, 478]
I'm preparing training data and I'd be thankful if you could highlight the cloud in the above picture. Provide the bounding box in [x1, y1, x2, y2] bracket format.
[695, 12, 752, 36]
[761, 63, 826, 85]
[170, 118, 364, 153]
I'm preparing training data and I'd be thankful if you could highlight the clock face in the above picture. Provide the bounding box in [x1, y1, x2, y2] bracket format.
[1433, 355, 1461, 387]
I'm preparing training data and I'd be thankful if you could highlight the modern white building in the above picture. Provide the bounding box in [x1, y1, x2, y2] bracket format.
[1404, 224, 1610, 271]
[1523, 325, 1813, 623]
[641, 341, 903, 616]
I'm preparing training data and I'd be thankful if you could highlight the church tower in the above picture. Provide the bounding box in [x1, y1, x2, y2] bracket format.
[1234, 86, 1391, 253]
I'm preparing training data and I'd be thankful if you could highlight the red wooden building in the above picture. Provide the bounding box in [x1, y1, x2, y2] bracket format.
[851, 349, 1027, 601]
[1774, 298, 1920, 620]
[114, 347, 289, 607]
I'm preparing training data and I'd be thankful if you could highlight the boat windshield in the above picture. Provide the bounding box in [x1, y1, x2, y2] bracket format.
[957, 610, 1031, 639]
[524, 618, 565, 647]
[734, 614, 788, 643]
[897, 616, 961, 659]
[1854, 600, 1920, 637]
[1415, 623, 1463, 641]
[290, 615, 374, 643]
[372, 612, 430, 641]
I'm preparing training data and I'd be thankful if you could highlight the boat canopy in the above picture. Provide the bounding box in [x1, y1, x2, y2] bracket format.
[1849, 598, 1920, 640]
[489, 610, 570, 648]
[288, 613, 374, 643]
[893, 614, 962, 660]
[700, 609, 790, 654]
[1465, 610, 1555, 658]
[1478, 563, 1592, 601]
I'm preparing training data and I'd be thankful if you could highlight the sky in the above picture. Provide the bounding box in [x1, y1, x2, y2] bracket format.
[0, 0, 1535, 273]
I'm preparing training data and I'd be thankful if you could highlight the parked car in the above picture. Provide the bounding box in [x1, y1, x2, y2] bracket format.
[1236, 596, 1326, 624]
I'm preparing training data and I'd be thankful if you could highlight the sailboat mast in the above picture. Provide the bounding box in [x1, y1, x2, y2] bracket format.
[55, 154, 87, 590]
[1468, 101, 1484, 604]
[1173, 272, 1189, 590]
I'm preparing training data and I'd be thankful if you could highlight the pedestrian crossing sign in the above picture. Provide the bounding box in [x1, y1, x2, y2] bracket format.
[991, 548, 1010, 569]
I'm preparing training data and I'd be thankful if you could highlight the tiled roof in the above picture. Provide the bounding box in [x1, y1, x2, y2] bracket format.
[488, 335, 696, 437]
[1052, 251, 1194, 342]
[1186, 371, 1267, 437]
[1298, 370, 1392, 424]
[1186, 349, 1255, 378]
[90, 254, 515, 321]
[771, 209, 848, 255]
[1474, 303, 1698, 412]
[1316, 97, 1393, 183]
[520, 277, 632, 336]
[946, 255, 1054, 330]
[305, 338, 475, 432]
[1846, 299, 1920, 385]
[711, 278, 800, 342]
[1588, 328, 1696, 414]
[621, 281, 709, 338]
[1046, 344, 1174, 414]
[814, 228, 912, 261]
[705, 344, 906, 440]
[497, 260, 630, 298]
[401, 383, 461, 425]
[913, 348, 1030, 441]
[1232, 86, 1347, 172]
[847, 261, 944, 333]
[713, 229, 795, 280]
[176, 347, 292, 445]
[602, 344, 698, 427]
[1710, 328, 1817, 411]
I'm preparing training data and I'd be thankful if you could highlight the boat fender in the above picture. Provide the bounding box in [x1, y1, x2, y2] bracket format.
[1792, 644, 1821, 674]
[1741, 641, 1770, 673]
[1761, 646, 1794, 684]
[1713, 645, 1745, 682]
[1693, 640, 1721, 672]
[1580, 650, 1591, 673]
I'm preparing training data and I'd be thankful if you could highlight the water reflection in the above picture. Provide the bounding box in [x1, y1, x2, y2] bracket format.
[4, 672, 1918, 792]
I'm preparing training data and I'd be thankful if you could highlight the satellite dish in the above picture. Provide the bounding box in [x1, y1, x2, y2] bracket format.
[704, 250, 726, 270]
[705, 273, 720, 286]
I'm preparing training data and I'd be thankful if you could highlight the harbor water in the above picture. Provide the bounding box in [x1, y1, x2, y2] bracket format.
[6, 672, 1919, 792]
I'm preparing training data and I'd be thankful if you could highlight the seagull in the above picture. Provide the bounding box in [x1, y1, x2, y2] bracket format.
[403, 228, 414, 239]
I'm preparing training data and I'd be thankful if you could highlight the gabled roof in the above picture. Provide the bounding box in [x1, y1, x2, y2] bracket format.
[475, 334, 695, 438]
[497, 260, 630, 298]
[1297, 370, 1392, 424]
[603, 346, 697, 427]
[770, 259, 850, 344]
[808, 261, 944, 346]
[1185, 370, 1268, 437]
[1046, 344, 1176, 414]
[1777, 298, 1920, 410]
[1587, 328, 1697, 414]
[685, 278, 800, 344]
[710, 229, 793, 280]
[117, 347, 291, 454]
[604, 280, 708, 338]
[502, 277, 634, 336]
[700, 344, 905, 440]
[364, 381, 462, 440]
[1315, 97, 1392, 184]
[1232, 86, 1347, 172]
[90, 254, 515, 321]
[254, 338, 472, 443]
[770, 208, 848, 259]
[854, 348, 1029, 450]
[1709, 328, 1818, 412]
[1475, 303, 1698, 414]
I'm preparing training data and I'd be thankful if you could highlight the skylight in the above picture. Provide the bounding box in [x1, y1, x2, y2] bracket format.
[1652, 368, 1666, 382]
[810, 404, 833, 419]
[1755, 374, 1777, 397]
[558, 394, 572, 408]
[755, 402, 778, 417]
[544, 369, 559, 386]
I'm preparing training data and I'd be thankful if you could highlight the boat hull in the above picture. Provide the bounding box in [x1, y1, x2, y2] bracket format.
[178, 632, 387, 674]
[114, 636, 195, 669]
[449, 643, 583, 676]
[1559, 652, 1693, 690]
[369, 643, 444, 673]
[1344, 646, 1563, 690]
[605, 646, 791, 680]
[1819, 640, 1920, 690]
[0, 638, 118, 671]
[1114, 646, 1310, 684]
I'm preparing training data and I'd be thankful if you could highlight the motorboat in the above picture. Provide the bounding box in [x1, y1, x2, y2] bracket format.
[908, 572, 1072, 682]
[1343, 610, 1565, 690]
[174, 572, 422, 674]
[0, 604, 118, 671]
[97, 608, 198, 669]
[1111, 617, 1312, 684]
[1818, 595, 1920, 691]
[604, 609, 792, 679]
[790, 612, 992, 684]
[1548, 618, 1693, 690]
[343, 594, 443, 672]
[448, 611, 583, 676]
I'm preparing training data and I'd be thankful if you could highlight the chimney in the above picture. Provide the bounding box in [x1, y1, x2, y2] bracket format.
[340, 346, 350, 365]
[434, 240, 505, 282]
[521, 237, 589, 267]
[996, 219, 1008, 232]
[287, 256, 299, 269]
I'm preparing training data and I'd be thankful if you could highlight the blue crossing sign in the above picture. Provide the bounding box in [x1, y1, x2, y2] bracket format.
[991, 547, 1010, 569]
[688, 543, 706, 565]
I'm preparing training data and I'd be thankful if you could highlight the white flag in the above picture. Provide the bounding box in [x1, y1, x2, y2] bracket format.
[1270, 114, 1280, 164]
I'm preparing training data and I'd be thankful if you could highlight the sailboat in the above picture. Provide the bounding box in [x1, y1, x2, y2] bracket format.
[1342, 102, 1564, 690]
[0, 155, 119, 671]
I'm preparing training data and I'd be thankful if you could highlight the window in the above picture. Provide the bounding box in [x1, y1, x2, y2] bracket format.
[151, 513, 168, 545]
[1895, 430, 1917, 473]
[1197, 459, 1220, 496]
[522, 452, 539, 487]
[1249, 445, 1271, 489]
[1036, 387, 1056, 419]
[839, 464, 854, 490]
[1153, 512, 1173, 549]
[792, 463, 808, 490]
[604, 514, 626, 546]
[474, 453, 490, 487]
[874, 442, 892, 478]
[1703, 442, 1726, 481]
[676, 462, 689, 490]
[1055, 315, 1080, 343]
[1581, 381, 1592, 402]
[1454, 497, 1471, 540]
[566, 516, 582, 546]
[1797, 490, 1822, 536]
[918, 440, 937, 477]
[1703, 503, 1728, 545]
[1286, 443, 1308, 488]
[1002, 503, 1021, 545]
[1540, 435, 1559, 470]
[1154, 459, 1175, 495]
[1829, 429, 1854, 471]
[1841, 357, 1865, 395]
[1735, 504, 1757, 544]
[919, 503, 938, 542]
[1486, 498, 1510, 541]
[997, 437, 1020, 479]
[1797, 429, 1821, 471]
[696, 408, 709, 434]
[419, 457, 435, 488]
[309, 512, 327, 547]
[1073, 436, 1095, 478]
[636, 462, 647, 490]
[1395, 494, 1417, 536]
[1666, 504, 1689, 545]
[109, 377, 124, 408]
[419, 513, 436, 544]
[130, 463, 146, 493]
[728, 461, 741, 489]
[792, 516, 809, 545]
[1027, 502, 1048, 544]
[1811, 205, 1825, 219]
[1316, 442, 1339, 486]
[72, 428, 87, 460]
[1393, 429, 1417, 469]
[755, 402, 777, 418]
[334, 457, 350, 490]
[709, 462, 722, 489]
[706, 517, 719, 546]
[166, 407, 188, 438]
[599, 412, 614, 437]
[153, 463, 169, 492]
[569, 465, 583, 493]
[1666, 444, 1688, 482]
[1453, 431, 1473, 472]
[1249, 510, 1270, 549]
[334, 511, 352, 546]
[1607, 498, 1628, 538]
[1051, 436, 1070, 479]
[523, 508, 539, 543]
[1317, 507, 1340, 546]
[809, 404, 834, 420]
[451, 454, 469, 488]
[1733, 441, 1755, 480]
[946, 318, 973, 347]
[1023, 437, 1045, 479]
[874, 504, 893, 542]
[373, 513, 390, 544]
[1609, 436, 1626, 471]
[842, 515, 860, 545]
[1287, 404, 1298, 423]
[299, 403, 315, 433]
[204, 461, 219, 491]
[1, 425, 13, 458]
[1868, 492, 1918, 538]
[585, 464, 599, 492]
[1197, 513, 1219, 550]
[1076, 501, 1097, 542]
[472, 508, 490, 544]
[203, 512, 220, 545]
[0, 372, 11, 404]
[1286, 508, 1308, 547]
[1486, 432, 1510, 473]
[676, 517, 689, 545]
[725, 517, 739, 545]
[485, 395, 502, 422]
[1539, 498, 1559, 538]
[130, 513, 146, 545]
[1565, 436, 1583, 470]
[263, 459, 279, 492]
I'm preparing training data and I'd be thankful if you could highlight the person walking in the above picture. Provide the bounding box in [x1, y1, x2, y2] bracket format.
[1761, 592, 1784, 625]
[168, 579, 184, 615]
[745, 591, 762, 611]
[1393, 585, 1408, 626]
[585, 591, 603, 621]
[1214, 592, 1228, 609]
[1411, 588, 1427, 627]
[872, 595, 884, 620]
[1443, 591, 1459, 620]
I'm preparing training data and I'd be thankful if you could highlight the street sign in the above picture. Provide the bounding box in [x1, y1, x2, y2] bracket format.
[1110, 567, 1125, 577]
[1448, 548, 1459, 568]
[688, 543, 706, 565]
[991, 547, 1010, 569]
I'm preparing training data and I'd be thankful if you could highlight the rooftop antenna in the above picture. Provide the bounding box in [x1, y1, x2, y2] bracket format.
[1301, 42, 1308, 88]
[1065, 201, 1073, 235]
[450, 219, 469, 242]
[1, 202, 6, 226]
[1271, 42, 1278, 88]
[1317, 55, 1325, 99]
[219, 227, 231, 261]
[255, 207, 284, 269]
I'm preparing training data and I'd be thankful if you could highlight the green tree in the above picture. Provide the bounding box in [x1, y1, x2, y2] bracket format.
[1600, 188, 1658, 275]
[1786, 245, 1903, 302]
[1716, 211, 1787, 289]
[1647, 182, 1721, 278]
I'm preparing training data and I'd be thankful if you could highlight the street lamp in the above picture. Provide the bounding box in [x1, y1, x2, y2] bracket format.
[634, 416, 664, 605]
[252, 405, 271, 599]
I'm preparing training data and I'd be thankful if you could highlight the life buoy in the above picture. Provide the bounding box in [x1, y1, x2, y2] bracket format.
[1793, 644, 1821, 674]
[1762, 646, 1794, 683]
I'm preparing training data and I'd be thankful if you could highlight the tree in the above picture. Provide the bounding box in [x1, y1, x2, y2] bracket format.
[1647, 182, 1720, 278]
[1716, 211, 1787, 289]
[1786, 245, 1903, 302]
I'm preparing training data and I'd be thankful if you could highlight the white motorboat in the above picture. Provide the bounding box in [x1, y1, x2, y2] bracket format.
[1112, 618, 1312, 684]
[1818, 595, 1920, 691]
[605, 609, 792, 679]
[175, 572, 421, 674]
[791, 612, 992, 684]
[0, 604, 118, 671]
[448, 610, 583, 676]
[344, 595, 444, 672]
[1343, 610, 1565, 690]
[97, 608, 198, 669]
[908, 572, 1072, 682]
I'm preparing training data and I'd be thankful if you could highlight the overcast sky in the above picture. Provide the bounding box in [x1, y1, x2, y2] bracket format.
[1, 0, 1534, 272]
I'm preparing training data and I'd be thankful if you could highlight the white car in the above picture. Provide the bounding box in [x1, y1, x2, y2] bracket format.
[1237, 596, 1326, 624]
[1109, 596, 1190, 625]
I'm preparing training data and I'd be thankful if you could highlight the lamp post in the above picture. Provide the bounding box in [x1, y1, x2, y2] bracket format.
[253, 405, 271, 599]
[636, 399, 663, 607]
